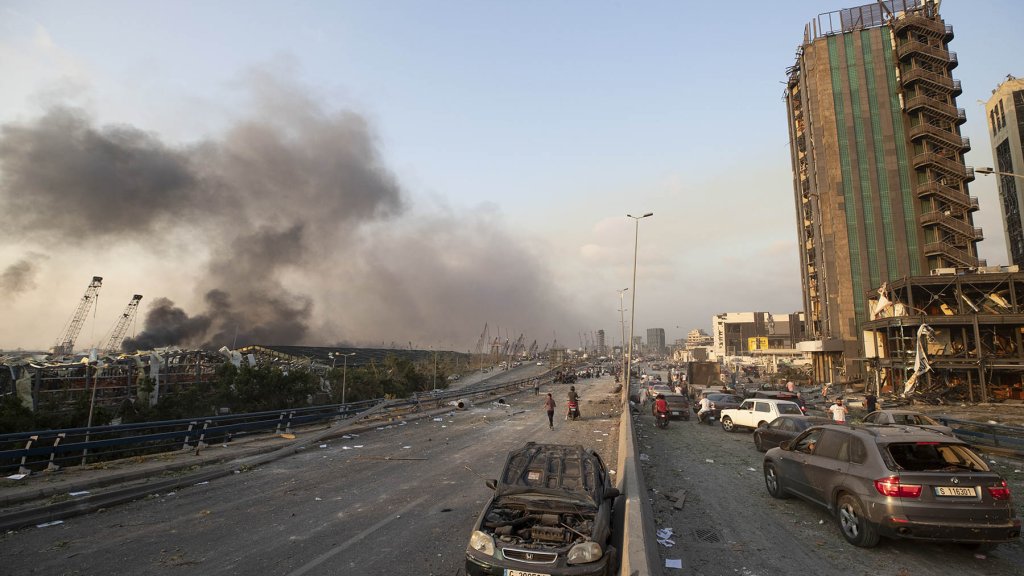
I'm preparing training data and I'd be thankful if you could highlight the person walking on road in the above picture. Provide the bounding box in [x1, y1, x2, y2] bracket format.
[544, 393, 556, 429]
[829, 398, 849, 423]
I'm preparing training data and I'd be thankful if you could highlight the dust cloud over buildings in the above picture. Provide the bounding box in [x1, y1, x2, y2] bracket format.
[0, 78, 582, 350]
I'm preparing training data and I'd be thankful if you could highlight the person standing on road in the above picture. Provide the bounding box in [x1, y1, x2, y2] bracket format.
[864, 391, 878, 413]
[534, 379, 540, 395]
[544, 393, 556, 429]
[829, 398, 849, 423]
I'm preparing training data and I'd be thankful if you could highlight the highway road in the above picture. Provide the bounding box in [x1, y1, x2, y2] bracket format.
[1, 367, 623, 576]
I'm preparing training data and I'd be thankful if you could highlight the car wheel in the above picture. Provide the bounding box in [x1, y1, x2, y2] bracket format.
[682, 411, 690, 421]
[757, 421, 767, 429]
[721, 416, 735, 432]
[837, 494, 880, 547]
[754, 433, 765, 452]
[764, 463, 788, 499]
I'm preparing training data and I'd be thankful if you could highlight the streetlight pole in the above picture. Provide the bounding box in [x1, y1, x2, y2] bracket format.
[976, 166, 1024, 178]
[617, 287, 628, 382]
[626, 212, 653, 393]
[341, 352, 356, 405]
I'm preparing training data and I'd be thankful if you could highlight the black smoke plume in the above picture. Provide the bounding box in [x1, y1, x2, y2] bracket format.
[0, 75, 583, 351]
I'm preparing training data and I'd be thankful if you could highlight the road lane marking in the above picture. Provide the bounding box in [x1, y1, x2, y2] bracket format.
[286, 494, 430, 576]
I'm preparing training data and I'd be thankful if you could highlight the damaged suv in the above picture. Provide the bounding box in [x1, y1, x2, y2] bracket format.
[465, 442, 620, 576]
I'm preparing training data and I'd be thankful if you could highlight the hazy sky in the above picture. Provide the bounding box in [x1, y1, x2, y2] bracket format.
[1, 0, 1022, 353]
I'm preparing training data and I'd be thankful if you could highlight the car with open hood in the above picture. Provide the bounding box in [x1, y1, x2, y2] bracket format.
[465, 442, 620, 576]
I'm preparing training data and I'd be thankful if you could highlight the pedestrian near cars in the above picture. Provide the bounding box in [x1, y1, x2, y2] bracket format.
[544, 393, 556, 429]
[865, 391, 878, 413]
[829, 398, 848, 423]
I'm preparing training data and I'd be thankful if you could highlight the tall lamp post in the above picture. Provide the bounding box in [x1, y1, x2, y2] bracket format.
[330, 352, 357, 405]
[617, 287, 629, 382]
[626, 212, 653, 392]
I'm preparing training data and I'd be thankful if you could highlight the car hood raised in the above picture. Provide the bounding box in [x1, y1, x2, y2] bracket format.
[494, 443, 605, 507]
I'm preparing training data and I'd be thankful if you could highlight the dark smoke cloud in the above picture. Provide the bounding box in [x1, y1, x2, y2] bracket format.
[122, 297, 212, 350]
[1, 73, 584, 351]
[0, 254, 46, 294]
[0, 107, 198, 241]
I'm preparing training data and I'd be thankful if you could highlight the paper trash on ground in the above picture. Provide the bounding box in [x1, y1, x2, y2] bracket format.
[69, 491, 90, 497]
[665, 559, 683, 569]
[36, 520, 64, 528]
[6, 473, 28, 481]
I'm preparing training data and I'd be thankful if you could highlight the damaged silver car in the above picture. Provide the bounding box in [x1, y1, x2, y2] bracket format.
[465, 442, 620, 576]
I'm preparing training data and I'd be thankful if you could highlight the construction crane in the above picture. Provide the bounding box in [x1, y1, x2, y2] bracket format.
[475, 323, 488, 356]
[103, 294, 143, 355]
[52, 276, 103, 357]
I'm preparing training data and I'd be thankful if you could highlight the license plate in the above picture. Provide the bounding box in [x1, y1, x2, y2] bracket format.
[506, 571, 550, 576]
[672, 411, 681, 416]
[935, 486, 977, 497]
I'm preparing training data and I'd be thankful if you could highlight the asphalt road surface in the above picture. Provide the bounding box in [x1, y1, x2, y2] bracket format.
[636, 397, 1024, 575]
[1, 372, 622, 576]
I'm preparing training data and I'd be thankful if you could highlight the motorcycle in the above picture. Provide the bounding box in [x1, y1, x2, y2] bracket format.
[697, 402, 717, 425]
[566, 400, 580, 421]
[655, 410, 669, 429]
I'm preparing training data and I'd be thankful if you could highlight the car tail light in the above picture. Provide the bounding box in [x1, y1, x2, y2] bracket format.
[988, 480, 1012, 501]
[874, 476, 922, 498]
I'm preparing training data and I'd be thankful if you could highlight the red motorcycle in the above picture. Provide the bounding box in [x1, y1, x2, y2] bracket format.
[566, 400, 580, 421]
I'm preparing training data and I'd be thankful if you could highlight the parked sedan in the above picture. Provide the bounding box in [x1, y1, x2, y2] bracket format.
[752, 415, 830, 451]
[691, 393, 744, 419]
[861, 409, 953, 435]
[652, 393, 691, 420]
[763, 424, 1020, 548]
[465, 443, 620, 576]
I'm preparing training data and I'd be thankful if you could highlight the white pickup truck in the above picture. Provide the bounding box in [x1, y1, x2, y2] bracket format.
[719, 398, 803, 432]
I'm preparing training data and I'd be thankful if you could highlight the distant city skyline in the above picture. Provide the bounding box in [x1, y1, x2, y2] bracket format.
[1, 1, 1021, 352]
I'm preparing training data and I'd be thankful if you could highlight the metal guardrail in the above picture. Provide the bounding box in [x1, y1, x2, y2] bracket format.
[936, 417, 1024, 458]
[0, 371, 550, 474]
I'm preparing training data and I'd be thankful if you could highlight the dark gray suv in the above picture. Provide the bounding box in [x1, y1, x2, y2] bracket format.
[763, 424, 1021, 548]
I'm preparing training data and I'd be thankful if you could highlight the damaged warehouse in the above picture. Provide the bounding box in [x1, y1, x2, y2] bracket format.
[863, 268, 1024, 403]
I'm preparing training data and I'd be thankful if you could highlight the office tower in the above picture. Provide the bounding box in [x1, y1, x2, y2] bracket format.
[984, 75, 1024, 266]
[786, 0, 980, 383]
[646, 328, 666, 356]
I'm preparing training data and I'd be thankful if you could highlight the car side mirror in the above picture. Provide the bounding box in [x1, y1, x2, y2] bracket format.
[486, 479, 497, 490]
[779, 441, 791, 451]
[604, 488, 620, 500]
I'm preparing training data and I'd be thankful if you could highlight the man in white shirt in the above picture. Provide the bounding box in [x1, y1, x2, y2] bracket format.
[829, 398, 848, 423]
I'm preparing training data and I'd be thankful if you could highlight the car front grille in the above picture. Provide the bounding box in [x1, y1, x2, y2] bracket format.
[503, 548, 558, 564]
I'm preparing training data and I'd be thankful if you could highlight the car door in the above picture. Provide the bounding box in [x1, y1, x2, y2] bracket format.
[764, 417, 796, 449]
[733, 399, 756, 427]
[777, 428, 824, 500]
[801, 429, 851, 508]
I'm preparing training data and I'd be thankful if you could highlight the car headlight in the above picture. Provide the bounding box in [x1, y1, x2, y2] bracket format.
[567, 541, 603, 564]
[468, 530, 495, 556]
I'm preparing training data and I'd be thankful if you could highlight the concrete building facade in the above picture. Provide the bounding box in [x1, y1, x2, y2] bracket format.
[786, 0, 981, 386]
[985, 75, 1024, 267]
[646, 328, 666, 356]
[712, 312, 806, 359]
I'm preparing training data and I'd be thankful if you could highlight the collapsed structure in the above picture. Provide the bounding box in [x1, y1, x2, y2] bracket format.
[864, 268, 1024, 402]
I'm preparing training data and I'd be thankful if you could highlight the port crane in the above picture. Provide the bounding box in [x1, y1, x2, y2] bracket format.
[102, 294, 143, 355]
[51, 276, 103, 357]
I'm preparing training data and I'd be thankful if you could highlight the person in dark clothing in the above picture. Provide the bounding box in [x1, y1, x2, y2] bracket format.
[865, 392, 878, 413]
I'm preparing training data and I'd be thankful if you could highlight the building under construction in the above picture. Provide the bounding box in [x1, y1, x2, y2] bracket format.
[863, 267, 1024, 402]
[786, 1, 982, 387]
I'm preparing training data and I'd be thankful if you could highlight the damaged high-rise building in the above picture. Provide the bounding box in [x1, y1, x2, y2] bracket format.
[785, 0, 980, 385]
